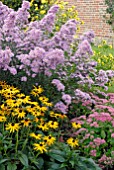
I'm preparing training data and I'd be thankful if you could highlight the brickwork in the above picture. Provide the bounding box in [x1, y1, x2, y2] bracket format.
[64, 0, 113, 40]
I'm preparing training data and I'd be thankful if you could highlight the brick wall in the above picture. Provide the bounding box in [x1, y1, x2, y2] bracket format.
[64, 0, 113, 41]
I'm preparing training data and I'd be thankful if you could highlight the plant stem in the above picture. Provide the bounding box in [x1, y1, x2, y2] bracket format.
[2, 122, 4, 134]
[15, 131, 19, 154]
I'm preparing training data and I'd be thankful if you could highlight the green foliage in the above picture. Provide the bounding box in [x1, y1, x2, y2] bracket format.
[104, 0, 114, 31]
[1, 0, 22, 10]
[43, 143, 101, 170]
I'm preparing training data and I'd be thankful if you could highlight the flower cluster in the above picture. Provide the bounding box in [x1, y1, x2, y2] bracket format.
[73, 93, 114, 169]
[92, 40, 114, 71]
[0, 81, 80, 158]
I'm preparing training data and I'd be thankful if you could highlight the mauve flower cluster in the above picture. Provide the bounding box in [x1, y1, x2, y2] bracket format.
[80, 30, 95, 43]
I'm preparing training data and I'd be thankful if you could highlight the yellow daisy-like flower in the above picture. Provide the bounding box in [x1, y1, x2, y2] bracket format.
[30, 133, 42, 140]
[22, 96, 31, 104]
[0, 116, 6, 122]
[33, 117, 39, 123]
[102, 40, 107, 45]
[39, 106, 48, 112]
[33, 142, 47, 153]
[67, 137, 79, 148]
[48, 121, 58, 129]
[16, 93, 25, 98]
[35, 16, 39, 20]
[21, 118, 31, 127]
[5, 99, 17, 107]
[71, 122, 81, 129]
[43, 135, 56, 146]
[31, 86, 44, 97]
[39, 96, 52, 107]
[40, 10, 46, 15]
[39, 96, 48, 102]
[109, 45, 112, 49]
[6, 123, 20, 133]
[1, 86, 20, 99]
[41, 0, 48, 3]
[30, 0, 34, 6]
[50, 111, 67, 119]
[14, 108, 26, 119]
[109, 53, 113, 59]
[0, 81, 7, 87]
[35, 7, 38, 11]
[38, 122, 49, 131]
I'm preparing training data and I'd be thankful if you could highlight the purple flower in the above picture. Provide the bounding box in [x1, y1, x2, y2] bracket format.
[80, 30, 95, 43]
[54, 101, 68, 114]
[62, 93, 72, 105]
[48, 5, 59, 14]
[43, 49, 64, 70]
[75, 40, 93, 56]
[8, 67, 17, 75]
[21, 76, 27, 81]
[52, 79, 65, 91]
[22, 1, 30, 9]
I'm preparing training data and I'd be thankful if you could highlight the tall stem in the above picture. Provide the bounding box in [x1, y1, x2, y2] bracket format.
[15, 131, 19, 154]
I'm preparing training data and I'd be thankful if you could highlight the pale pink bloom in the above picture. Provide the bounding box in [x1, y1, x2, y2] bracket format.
[74, 128, 87, 135]
[83, 133, 90, 140]
[90, 122, 99, 127]
[110, 99, 114, 104]
[89, 142, 96, 148]
[87, 118, 92, 123]
[98, 154, 107, 163]
[78, 115, 86, 120]
[93, 138, 106, 146]
[90, 150, 96, 157]
[82, 100, 91, 106]
[108, 93, 114, 97]
[90, 135, 94, 139]
[111, 133, 114, 138]
[112, 120, 114, 127]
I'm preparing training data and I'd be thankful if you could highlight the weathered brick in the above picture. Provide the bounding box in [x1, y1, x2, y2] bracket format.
[64, 0, 113, 41]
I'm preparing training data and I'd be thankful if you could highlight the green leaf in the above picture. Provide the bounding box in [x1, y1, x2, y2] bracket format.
[69, 160, 75, 167]
[49, 154, 65, 163]
[0, 159, 9, 164]
[51, 163, 60, 169]
[7, 162, 17, 170]
[0, 164, 5, 170]
[101, 130, 106, 139]
[18, 153, 28, 167]
[49, 149, 65, 156]
[60, 162, 67, 168]
[37, 157, 44, 169]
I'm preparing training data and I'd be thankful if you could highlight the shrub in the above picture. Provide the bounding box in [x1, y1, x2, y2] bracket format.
[0, 1, 114, 116]
[104, 0, 114, 31]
